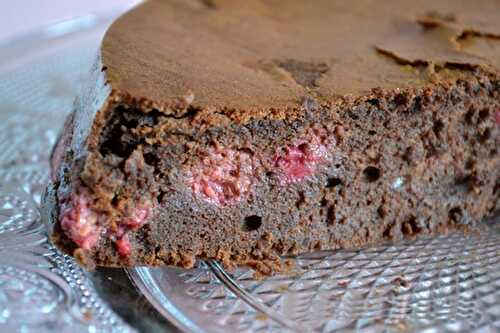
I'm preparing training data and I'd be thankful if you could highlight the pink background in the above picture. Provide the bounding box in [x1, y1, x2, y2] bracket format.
[1, 0, 141, 42]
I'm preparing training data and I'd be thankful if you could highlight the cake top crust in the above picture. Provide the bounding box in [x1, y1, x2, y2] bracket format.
[101, 0, 500, 113]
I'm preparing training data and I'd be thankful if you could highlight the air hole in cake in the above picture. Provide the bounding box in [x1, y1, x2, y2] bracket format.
[363, 166, 381, 182]
[366, 98, 379, 107]
[478, 108, 489, 122]
[348, 111, 359, 120]
[368, 130, 376, 135]
[448, 207, 463, 223]
[383, 222, 396, 239]
[156, 190, 167, 204]
[242, 215, 262, 232]
[494, 184, 500, 195]
[144, 152, 159, 167]
[295, 191, 307, 208]
[432, 119, 445, 137]
[465, 158, 475, 170]
[326, 177, 342, 188]
[99, 110, 140, 158]
[111, 195, 120, 207]
[99, 128, 135, 158]
[478, 128, 491, 143]
[377, 205, 387, 218]
[326, 206, 335, 225]
[393, 93, 408, 106]
[401, 215, 420, 236]
[410, 96, 422, 113]
[464, 108, 475, 123]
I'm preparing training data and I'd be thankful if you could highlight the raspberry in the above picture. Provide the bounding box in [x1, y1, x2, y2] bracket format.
[274, 134, 329, 184]
[60, 192, 101, 250]
[115, 202, 152, 256]
[185, 130, 331, 204]
[60, 190, 152, 256]
[115, 234, 132, 256]
[186, 147, 259, 205]
[121, 206, 150, 229]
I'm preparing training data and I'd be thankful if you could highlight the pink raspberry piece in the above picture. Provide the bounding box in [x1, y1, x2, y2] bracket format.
[186, 147, 258, 205]
[60, 188, 152, 257]
[274, 139, 328, 184]
[114, 203, 152, 257]
[115, 234, 132, 257]
[121, 206, 150, 229]
[60, 193, 101, 250]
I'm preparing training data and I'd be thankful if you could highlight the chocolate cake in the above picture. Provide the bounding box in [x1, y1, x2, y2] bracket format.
[49, 0, 500, 273]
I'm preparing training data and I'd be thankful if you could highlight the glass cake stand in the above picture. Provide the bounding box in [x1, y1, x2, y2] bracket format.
[0, 9, 499, 333]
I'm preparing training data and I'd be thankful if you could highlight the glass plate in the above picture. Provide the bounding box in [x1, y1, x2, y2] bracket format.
[2, 8, 499, 333]
[129, 223, 500, 333]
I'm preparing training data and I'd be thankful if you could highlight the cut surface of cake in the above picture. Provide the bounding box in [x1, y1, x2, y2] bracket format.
[49, 0, 500, 272]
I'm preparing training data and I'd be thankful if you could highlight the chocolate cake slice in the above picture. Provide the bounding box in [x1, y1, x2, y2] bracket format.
[49, 0, 500, 272]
